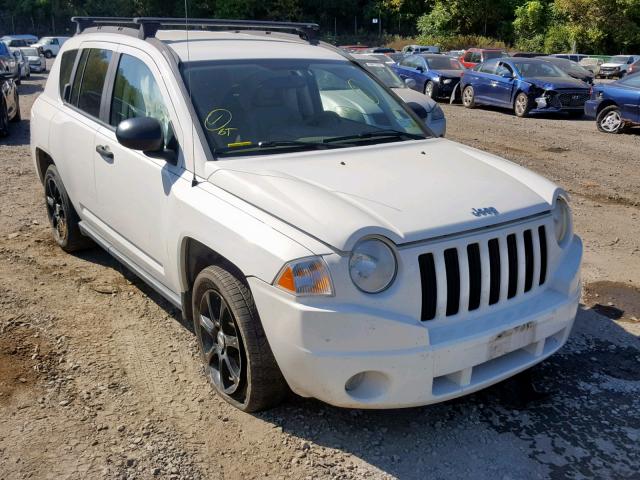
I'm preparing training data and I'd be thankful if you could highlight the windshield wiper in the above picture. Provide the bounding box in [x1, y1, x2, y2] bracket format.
[322, 129, 426, 144]
[216, 140, 348, 155]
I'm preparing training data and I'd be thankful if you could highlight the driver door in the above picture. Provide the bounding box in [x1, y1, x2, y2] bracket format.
[92, 45, 183, 284]
[493, 62, 516, 106]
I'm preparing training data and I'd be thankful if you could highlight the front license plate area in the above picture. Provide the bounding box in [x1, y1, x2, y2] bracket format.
[488, 321, 536, 360]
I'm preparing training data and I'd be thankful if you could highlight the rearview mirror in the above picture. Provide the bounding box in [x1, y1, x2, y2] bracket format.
[116, 117, 164, 152]
[404, 78, 416, 89]
[407, 101, 428, 119]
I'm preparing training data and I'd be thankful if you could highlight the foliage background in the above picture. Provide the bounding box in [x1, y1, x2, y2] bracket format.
[0, 0, 638, 54]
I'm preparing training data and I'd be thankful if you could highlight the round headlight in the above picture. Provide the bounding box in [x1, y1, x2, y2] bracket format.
[552, 196, 572, 245]
[349, 239, 397, 293]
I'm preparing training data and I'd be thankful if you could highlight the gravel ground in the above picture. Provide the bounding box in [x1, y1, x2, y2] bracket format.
[0, 70, 639, 480]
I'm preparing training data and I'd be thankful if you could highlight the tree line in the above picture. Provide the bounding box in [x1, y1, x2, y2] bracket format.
[0, 0, 638, 54]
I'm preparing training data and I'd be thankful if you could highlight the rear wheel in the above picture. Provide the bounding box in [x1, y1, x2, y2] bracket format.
[596, 105, 624, 134]
[44, 165, 92, 252]
[192, 265, 288, 412]
[514, 92, 531, 118]
[44, 50, 53, 59]
[462, 85, 476, 108]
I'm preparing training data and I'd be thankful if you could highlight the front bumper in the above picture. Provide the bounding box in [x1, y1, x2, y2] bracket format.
[250, 236, 582, 409]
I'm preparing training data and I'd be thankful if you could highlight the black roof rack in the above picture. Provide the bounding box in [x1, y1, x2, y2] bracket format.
[71, 16, 321, 45]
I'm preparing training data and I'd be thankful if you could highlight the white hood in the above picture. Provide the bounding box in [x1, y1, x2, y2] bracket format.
[208, 138, 560, 251]
[601, 62, 625, 68]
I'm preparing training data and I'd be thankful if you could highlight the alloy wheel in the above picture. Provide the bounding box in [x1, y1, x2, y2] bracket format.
[600, 110, 622, 133]
[425, 82, 434, 98]
[197, 289, 243, 395]
[515, 95, 528, 116]
[463, 87, 473, 106]
[45, 177, 67, 242]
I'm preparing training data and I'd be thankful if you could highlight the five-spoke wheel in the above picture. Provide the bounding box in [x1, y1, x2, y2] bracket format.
[192, 265, 287, 412]
[198, 289, 243, 395]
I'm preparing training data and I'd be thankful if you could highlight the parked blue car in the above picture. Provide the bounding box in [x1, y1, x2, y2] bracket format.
[585, 73, 640, 133]
[392, 54, 465, 99]
[460, 57, 591, 118]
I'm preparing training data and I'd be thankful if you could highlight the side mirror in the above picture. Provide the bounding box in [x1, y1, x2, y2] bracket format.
[501, 71, 513, 79]
[407, 101, 428, 119]
[116, 117, 164, 152]
[404, 78, 417, 89]
[416, 66, 424, 72]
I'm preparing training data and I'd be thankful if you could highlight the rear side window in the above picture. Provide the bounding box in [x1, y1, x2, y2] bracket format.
[58, 49, 78, 98]
[479, 59, 498, 74]
[74, 48, 112, 118]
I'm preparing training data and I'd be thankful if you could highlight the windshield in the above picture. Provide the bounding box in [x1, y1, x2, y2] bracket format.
[21, 48, 38, 56]
[484, 51, 507, 60]
[512, 60, 569, 78]
[182, 59, 428, 157]
[357, 61, 404, 88]
[424, 56, 463, 70]
[610, 56, 631, 63]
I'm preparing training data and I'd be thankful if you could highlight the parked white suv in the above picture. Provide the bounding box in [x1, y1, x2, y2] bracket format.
[31, 17, 582, 412]
[32, 36, 69, 58]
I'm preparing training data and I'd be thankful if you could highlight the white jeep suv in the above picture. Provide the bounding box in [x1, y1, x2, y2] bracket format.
[31, 17, 582, 412]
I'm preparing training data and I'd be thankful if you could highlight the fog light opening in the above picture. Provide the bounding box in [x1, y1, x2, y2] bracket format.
[344, 371, 390, 400]
[535, 97, 548, 109]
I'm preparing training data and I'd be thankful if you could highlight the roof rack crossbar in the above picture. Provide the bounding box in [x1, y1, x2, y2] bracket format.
[71, 17, 137, 35]
[71, 16, 320, 44]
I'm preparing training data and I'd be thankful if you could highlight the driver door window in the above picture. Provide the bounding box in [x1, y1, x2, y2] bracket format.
[109, 54, 171, 147]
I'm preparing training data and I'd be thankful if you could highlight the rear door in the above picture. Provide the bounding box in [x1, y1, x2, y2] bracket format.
[92, 45, 184, 285]
[472, 59, 499, 101]
[49, 44, 115, 217]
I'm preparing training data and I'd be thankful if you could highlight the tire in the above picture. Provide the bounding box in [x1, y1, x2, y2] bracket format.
[15, 78, 20, 86]
[596, 105, 624, 134]
[424, 81, 437, 99]
[0, 99, 9, 137]
[192, 265, 288, 412]
[44, 165, 93, 252]
[514, 92, 531, 118]
[10, 90, 20, 122]
[462, 85, 476, 108]
[44, 50, 53, 59]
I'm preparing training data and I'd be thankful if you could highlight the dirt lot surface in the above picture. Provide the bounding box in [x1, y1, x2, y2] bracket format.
[1, 72, 639, 480]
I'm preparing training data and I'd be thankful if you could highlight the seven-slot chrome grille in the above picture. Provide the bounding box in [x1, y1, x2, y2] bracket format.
[418, 223, 548, 321]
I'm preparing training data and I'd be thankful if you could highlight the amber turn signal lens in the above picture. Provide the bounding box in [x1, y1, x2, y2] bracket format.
[274, 257, 333, 296]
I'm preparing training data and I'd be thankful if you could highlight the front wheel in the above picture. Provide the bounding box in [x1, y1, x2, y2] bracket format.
[192, 265, 288, 412]
[514, 92, 531, 118]
[462, 85, 476, 108]
[10, 90, 20, 122]
[44, 50, 53, 59]
[424, 81, 436, 99]
[596, 105, 624, 134]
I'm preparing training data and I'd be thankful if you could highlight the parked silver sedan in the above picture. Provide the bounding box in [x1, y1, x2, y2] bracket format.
[19, 47, 46, 73]
[351, 54, 446, 137]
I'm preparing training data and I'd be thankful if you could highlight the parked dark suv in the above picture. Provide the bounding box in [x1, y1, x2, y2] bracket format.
[0, 41, 19, 83]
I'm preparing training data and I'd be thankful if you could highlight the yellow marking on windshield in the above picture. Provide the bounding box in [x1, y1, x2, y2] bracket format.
[227, 141, 253, 148]
[204, 108, 237, 137]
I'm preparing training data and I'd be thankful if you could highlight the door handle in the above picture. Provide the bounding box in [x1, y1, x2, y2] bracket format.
[95, 144, 114, 160]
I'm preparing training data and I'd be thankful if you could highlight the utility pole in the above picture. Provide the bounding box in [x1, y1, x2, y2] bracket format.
[354, 16, 357, 36]
[378, 6, 382, 37]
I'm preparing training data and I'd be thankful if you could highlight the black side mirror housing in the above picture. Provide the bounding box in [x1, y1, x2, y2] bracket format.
[407, 101, 428, 119]
[116, 117, 164, 152]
